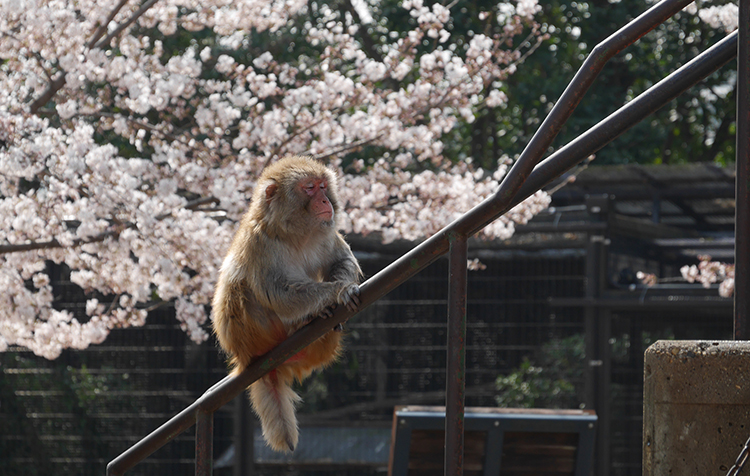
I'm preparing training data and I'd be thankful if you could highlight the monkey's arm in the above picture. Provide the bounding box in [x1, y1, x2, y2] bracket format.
[324, 240, 362, 312]
[262, 270, 346, 323]
[260, 251, 361, 322]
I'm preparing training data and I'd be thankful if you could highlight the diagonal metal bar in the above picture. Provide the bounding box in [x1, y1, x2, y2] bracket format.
[503, 31, 738, 216]
[107, 376, 233, 475]
[492, 0, 694, 206]
[106, 2, 736, 473]
[348, 0, 703, 330]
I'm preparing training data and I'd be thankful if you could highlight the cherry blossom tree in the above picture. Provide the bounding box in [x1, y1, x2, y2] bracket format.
[0, 0, 553, 359]
[0, 0, 735, 359]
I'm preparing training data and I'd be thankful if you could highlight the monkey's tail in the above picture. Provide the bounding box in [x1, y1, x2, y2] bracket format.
[249, 369, 301, 453]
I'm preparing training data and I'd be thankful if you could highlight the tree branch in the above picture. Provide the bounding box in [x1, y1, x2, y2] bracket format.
[29, 74, 67, 114]
[310, 135, 384, 162]
[0, 196, 219, 255]
[87, 0, 132, 48]
[339, 0, 383, 63]
[28, 0, 161, 114]
[94, 0, 160, 49]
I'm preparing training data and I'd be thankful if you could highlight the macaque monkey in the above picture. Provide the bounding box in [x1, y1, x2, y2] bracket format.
[211, 155, 362, 453]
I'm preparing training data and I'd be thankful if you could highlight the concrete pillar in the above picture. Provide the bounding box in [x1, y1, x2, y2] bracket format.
[643, 341, 750, 475]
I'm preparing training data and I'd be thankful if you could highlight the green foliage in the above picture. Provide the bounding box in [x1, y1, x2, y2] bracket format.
[365, 0, 736, 168]
[67, 365, 110, 407]
[0, 352, 138, 476]
[496, 0, 737, 166]
[495, 357, 577, 408]
[495, 334, 585, 409]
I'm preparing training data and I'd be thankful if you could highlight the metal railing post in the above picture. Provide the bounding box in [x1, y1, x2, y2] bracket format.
[735, 0, 750, 340]
[195, 410, 214, 476]
[233, 395, 255, 475]
[445, 233, 468, 476]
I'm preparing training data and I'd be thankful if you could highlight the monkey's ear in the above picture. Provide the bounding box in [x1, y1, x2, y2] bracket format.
[265, 182, 278, 202]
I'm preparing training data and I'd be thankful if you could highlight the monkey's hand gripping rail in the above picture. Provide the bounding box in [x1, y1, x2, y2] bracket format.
[106, 0, 740, 472]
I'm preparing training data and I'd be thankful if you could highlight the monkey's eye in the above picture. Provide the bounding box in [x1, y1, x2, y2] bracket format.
[320, 182, 327, 190]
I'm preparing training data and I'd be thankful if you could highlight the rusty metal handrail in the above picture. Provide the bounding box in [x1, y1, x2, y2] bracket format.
[106, 0, 740, 473]
[510, 31, 738, 212]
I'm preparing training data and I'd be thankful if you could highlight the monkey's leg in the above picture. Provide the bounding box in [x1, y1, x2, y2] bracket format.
[285, 330, 342, 381]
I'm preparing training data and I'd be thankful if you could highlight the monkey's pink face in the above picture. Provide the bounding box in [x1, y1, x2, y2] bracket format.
[300, 178, 334, 222]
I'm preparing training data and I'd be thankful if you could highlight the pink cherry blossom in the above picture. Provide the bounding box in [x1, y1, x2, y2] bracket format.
[0, 0, 553, 359]
[679, 255, 735, 297]
[641, 255, 735, 298]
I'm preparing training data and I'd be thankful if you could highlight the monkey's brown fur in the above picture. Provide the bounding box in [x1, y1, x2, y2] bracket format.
[212, 155, 362, 453]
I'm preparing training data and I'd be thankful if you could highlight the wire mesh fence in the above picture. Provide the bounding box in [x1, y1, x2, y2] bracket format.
[0, 240, 732, 475]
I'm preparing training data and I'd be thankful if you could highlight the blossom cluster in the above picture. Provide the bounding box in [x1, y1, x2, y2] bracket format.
[681, 255, 735, 299]
[637, 255, 735, 299]
[690, 2, 739, 32]
[1, 0, 548, 359]
[340, 157, 550, 243]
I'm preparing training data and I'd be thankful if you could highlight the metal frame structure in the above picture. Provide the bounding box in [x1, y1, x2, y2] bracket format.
[106, 0, 746, 474]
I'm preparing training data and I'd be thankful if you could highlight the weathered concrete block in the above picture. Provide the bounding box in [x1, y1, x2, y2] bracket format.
[643, 340, 750, 475]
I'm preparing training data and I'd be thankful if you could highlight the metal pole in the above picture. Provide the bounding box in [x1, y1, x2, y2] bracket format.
[234, 395, 254, 476]
[195, 410, 213, 476]
[445, 233, 468, 476]
[735, 0, 750, 340]
[584, 196, 611, 475]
